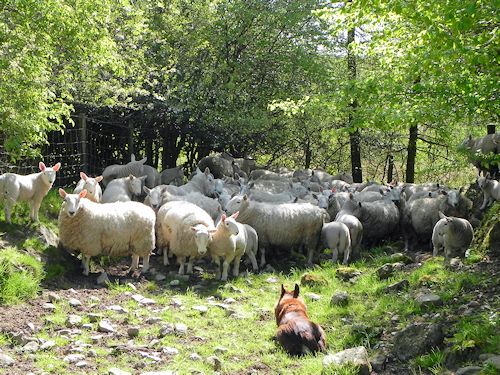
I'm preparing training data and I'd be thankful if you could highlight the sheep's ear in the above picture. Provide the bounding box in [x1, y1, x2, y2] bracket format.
[439, 211, 446, 220]
[332, 187, 337, 193]
[243, 194, 248, 201]
[204, 167, 210, 176]
[230, 211, 239, 220]
[80, 172, 88, 181]
[349, 193, 354, 199]
[131, 154, 136, 162]
[52, 162, 61, 172]
[293, 284, 300, 298]
[79, 189, 87, 198]
[214, 191, 220, 198]
[312, 193, 318, 200]
[58, 188, 66, 198]
[358, 202, 362, 207]
[143, 186, 151, 195]
[221, 214, 227, 222]
[138, 157, 147, 164]
[39, 162, 46, 171]
[95, 176, 103, 183]
[140, 175, 147, 181]
[280, 284, 286, 298]
[190, 226, 198, 232]
[441, 190, 448, 196]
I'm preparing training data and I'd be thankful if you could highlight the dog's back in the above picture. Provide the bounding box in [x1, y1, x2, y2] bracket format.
[275, 284, 326, 356]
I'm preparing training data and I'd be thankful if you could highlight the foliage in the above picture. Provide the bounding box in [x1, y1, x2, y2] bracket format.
[412, 349, 445, 375]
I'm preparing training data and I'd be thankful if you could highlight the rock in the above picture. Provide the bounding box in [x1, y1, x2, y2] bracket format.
[127, 327, 140, 338]
[206, 355, 222, 371]
[162, 347, 179, 356]
[97, 272, 110, 285]
[190, 352, 202, 361]
[109, 368, 132, 375]
[336, 267, 361, 282]
[148, 339, 160, 348]
[39, 340, 55, 350]
[376, 264, 394, 279]
[82, 323, 93, 330]
[155, 274, 166, 281]
[0, 353, 15, 366]
[301, 273, 328, 286]
[449, 258, 463, 269]
[214, 346, 228, 354]
[266, 276, 278, 283]
[48, 292, 61, 303]
[64, 354, 85, 363]
[384, 279, 409, 293]
[75, 360, 89, 367]
[132, 294, 156, 305]
[390, 253, 413, 264]
[87, 313, 102, 322]
[192, 305, 209, 314]
[330, 291, 349, 306]
[66, 314, 83, 328]
[108, 305, 128, 314]
[485, 355, 500, 369]
[22, 341, 39, 353]
[158, 324, 175, 337]
[223, 298, 236, 304]
[174, 323, 188, 335]
[323, 346, 372, 375]
[42, 303, 56, 311]
[98, 320, 115, 333]
[169, 280, 180, 286]
[39, 224, 59, 247]
[68, 298, 82, 307]
[140, 372, 175, 375]
[415, 293, 442, 307]
[26, 322, 36, 332]
[304, 292, 321, 301]
[369, 354, 386, 373]
[145, 317, 162, 324]
[456, 366, 483, 375]
[170, 298, 183, 308]
[393, 323, 444, 361]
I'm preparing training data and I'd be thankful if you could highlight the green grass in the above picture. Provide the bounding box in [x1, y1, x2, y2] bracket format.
[412, 349, 445, 375]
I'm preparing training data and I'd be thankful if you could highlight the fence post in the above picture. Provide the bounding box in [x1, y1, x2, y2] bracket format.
[79, 114, 89, 173]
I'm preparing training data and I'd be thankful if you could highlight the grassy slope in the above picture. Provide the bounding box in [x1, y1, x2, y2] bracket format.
[0, 193, 498, 374]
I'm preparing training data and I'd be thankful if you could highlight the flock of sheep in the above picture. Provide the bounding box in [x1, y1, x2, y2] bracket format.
[0, 143, 498, 279]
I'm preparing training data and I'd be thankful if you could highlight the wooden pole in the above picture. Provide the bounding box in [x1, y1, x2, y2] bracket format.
[80, 114, 89, 173]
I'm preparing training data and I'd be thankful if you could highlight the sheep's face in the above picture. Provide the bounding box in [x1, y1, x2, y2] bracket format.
[218, 193, 230, 211]
[59, 189, 86, 217]
[446, 190, 460, 208]
[316, 194, 328, 209]
[477, 176, 487, 189]
[226, 194, 248, 215]
[128, 175, 146, 196]
[220, 215, 239, 236]
[191, 225, 215, 255]
[147, 188, 163, 210]
[39, 162, 61, 185]
[205, 174, 216, 197]
[214, 179, 225, 194]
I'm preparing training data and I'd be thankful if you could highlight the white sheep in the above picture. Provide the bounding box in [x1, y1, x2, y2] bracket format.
[156, 200, 216, 275]
[130, 154, 160, 188]
[225, 195, 327, 266]
[432, 212, 474, 260]
[180, 167, 216, 197]
[477, 175, 500, 210]
[101, 175, 147, 203]
[334, 203, 363, 259]
[58, 189, 155, 275]
[320, 221, 351, 264]
[248, 189, 295, 204]
[74, 172, 103, 203]
[239, 223, 259, 272]
[0, 162, 61, 223]
[160, 166, 185, 186]
[102, 156, 147, 186]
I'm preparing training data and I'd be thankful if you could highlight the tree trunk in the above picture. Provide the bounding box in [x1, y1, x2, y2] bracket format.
[387, 154, 394, 183]
[487, 123, 496, 134]
[162, 126, 181, 169]
[406, 125, 418, 183]
[347, 25, 362, 183]
[304, 139, 312, 169]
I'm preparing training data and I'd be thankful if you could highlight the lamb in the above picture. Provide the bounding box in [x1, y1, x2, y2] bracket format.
[161, 191, 221, 222]
[102, 156, 147, 186]
[477, 174, 500, 210]
[402, 188, 472, 251]
[179, 167, 216, 197]
[101, 175, 147, 203]
[225, 195, 327, 266]
[334, 202, 363, 259]
[320, 221, 351, 264]
[130, 154, 160, 188]
[58, 189, 155, 275]
[156, 200, 216, 274]
[432, 212, 473, 260]
[160, 166, 185, 186]
[0, 161, 61, 223]
[209, 212, 245, 280]
[239, 223, 259, 272]
[73, 172, 103, 203]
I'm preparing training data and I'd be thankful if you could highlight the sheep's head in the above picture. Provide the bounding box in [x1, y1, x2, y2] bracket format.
[477, 176, 488, 189]
[80, 172, 102, 196]
[144, 186, 163, 210]
[39, 162, 61, 185]
[314, 193, 328, 209]
[59, 188, 86, 217]
[214, 179, 225, 194]
[445, 189, 460, 208]
[219, 212, 239, 236]
[203, 167, 216, 197]
[217, 192, 230, 211]
[226, 194, 249, 215]
[191, 224, 217, 255]
[128, 175, 147, 197]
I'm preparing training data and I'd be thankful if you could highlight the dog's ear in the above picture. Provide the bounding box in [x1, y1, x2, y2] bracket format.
[280, 284, 286, 298]
[293, 284, 300, 298]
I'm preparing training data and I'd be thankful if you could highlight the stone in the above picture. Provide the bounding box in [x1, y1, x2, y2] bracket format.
[109, 368, 132, 375]
[39, 340, 55, 350]
[323, 346, 372, 375]
[48, 292, 61, 303]
[336, 267, 362, 281]
[108, 305, 128, 314]
[192, 305, 209, 314]
[330, 291, 349, 306]
[158, 324, 175, 337]
[456, 366, 483, 375]
[169, 279, 180, 286]
[127, 327, 140, 338]
[145, 317, 162, 324]
[22, 341, 39, 353]
[369, 354, 386, 373]
[266, 276, 279, 283]
[162, 347, 179, 356]
[389, 253, 413, 264]
[304, 292, 321, 301]
[75, 360, 89, 367]
[223, 298, 236, 304]
[384, 279, 409, 293]
[485, 355, 500, 370]
[148, 339, 160, 348]
[170, 298, 183, 308]
[39, 224, 59, 247]
[87, 313, 102, 322]
[301, 273, 328, 286]
[415, 293, 442, 307]
[68, 298, 82, 307]
[393, 323, 444, 361]
[155, 274, 166, 281]
[97, 272, 110, 285]
[139, 372, 175, 375]
[174, 323, 188, 335]
[214, 346, 228, 354]
[0, 353, 15, 366]
[42, 303, 56, 311]
[190, 352, 202, 361]
[449, 258, 463, 268]
[376, 264, 394, 279]
[64, 354, 85, 363]
[98, 320, 115, 333]
[66, 314, 83, 328]
[206, 355, 222, 371]
[132, 294, 156, 305]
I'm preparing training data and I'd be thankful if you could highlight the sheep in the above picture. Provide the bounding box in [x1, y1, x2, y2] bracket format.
[130, 154, 160, 188]
[402, 188, 472, 251]
[160, 166, 185, 186]
[248, 189, 295, 204]
[477, 174, 500, 210]
[161, 191, 221, 222]
[209, 212, 245, 281]
[0, 162, 61, 223]
[239, 223, 259, 272]
[225, 195, 326, 266]
[233, 157, 257, 176]
[320, 221, 351, 264]
[58, 189, 155, 275]
[247, 179, 293, 194]
[74, 172, 103, 203]
[403, 182, 443, 200]
[361, 183, 390, 194]
[180, 167, 216, 197]
[102, 156, 147, 186]
[461, 133, 500, 175]
[330, 179, 351, 192]
[353, 190, 384, 203]
[334, 202, 363, 259]
[432, 212, 473, 260]
[198, 153, 234, 179]
[101, 175, 147, 203]
[406, 190, 441, 203]
[340, 194, 399, 245]
[156, 200, 216, 274]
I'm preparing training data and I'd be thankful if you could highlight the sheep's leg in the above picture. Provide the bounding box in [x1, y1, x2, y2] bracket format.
[432, 245, 440, 257]
[130, 255, 140, 272]
[306, 243, 315, 265]
[4, 198, 15, 224]
[141, 254, 150, 273]
[178, 256, 185, 275]
[186, 257, 194, 274]
[82, 255, 91, 276]
[480, 194, 489, 210]
[232, 256, 242, 277]
[259, 247, 266, 267]
[246, 248, 258, 271]
[213, 256, 221, 279]
[30, 198, 42, 222]
[163, 247, 170, 266]
[331, 247, 339, 263]
[342, 246, 350, 265]
[221, 258, 230, 281]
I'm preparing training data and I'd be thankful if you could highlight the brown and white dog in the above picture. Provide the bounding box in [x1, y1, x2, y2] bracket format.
[274, 284, 327, 356]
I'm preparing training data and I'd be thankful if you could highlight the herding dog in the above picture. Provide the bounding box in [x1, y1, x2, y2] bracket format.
[274, 284, 327, 356]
